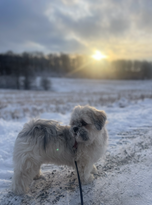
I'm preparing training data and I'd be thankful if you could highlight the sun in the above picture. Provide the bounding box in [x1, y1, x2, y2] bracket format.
[92, 50, 107, 61]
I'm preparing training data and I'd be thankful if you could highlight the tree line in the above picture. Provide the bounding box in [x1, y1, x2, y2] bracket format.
[0, 51, 152, 90]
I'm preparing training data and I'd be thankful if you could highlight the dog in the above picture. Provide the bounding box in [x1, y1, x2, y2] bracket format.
[12, 105, 108, 195]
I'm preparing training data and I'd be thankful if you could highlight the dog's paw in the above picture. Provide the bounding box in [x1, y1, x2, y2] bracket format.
[83, 174, 94, 184]
[33, 170, 42, 180]
[33, 175, 40, 180]
[91, 165, 98, 174]
[33, 173, 41, 180]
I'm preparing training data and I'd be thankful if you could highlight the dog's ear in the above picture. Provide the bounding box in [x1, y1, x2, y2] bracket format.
[91, 110, 107, 130]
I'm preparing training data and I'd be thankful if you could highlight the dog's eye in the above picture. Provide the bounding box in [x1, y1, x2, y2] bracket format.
[81, 120, 87, 126]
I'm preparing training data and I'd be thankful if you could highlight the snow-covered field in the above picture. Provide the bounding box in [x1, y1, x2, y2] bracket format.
[0, 78, 152, 205]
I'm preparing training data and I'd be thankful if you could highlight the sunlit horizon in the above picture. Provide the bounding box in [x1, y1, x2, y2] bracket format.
[92, 51, 108, 61]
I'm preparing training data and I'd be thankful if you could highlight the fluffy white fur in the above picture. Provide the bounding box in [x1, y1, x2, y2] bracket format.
[12, 105, 108, 195]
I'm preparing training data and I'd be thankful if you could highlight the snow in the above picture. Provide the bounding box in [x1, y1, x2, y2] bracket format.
[0, 78, 152, 204]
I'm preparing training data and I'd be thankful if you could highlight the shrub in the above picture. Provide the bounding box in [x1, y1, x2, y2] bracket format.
[40, 77, 51, 90]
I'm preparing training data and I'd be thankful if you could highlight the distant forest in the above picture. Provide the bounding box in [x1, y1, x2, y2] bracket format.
[0, 51, 152, 90]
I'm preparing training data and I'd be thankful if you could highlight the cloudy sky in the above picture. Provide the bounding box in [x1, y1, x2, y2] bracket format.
[0, 0, 152, 60]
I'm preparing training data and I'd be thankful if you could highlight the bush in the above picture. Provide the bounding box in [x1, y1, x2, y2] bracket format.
[40, 77, 51, 90]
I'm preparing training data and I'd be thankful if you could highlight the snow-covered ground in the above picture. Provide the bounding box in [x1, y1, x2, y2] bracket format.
[0, 78, 152, 205]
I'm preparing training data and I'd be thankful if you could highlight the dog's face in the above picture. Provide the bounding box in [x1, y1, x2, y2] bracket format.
[70, 105, 107, 144]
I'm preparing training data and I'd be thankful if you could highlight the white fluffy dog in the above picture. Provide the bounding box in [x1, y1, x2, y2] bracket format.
[12, 105, 108, 195]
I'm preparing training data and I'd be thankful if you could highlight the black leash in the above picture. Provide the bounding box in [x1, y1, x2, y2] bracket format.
[74, 161, 84, 205]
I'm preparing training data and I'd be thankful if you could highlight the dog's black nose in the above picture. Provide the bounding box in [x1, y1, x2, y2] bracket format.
[73, 127, 78, 133]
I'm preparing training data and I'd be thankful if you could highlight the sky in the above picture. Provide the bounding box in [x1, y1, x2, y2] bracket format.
[0, 0, 152, 60]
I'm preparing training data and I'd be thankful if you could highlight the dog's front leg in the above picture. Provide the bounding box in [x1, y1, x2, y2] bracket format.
[83, 162, 94, 184]
[76, 162, 84, 181]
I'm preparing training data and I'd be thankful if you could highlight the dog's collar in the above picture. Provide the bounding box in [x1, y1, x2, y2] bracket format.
[73, 140, 78, 150]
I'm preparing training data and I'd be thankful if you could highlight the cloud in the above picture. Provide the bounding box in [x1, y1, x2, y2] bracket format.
[135, 1, 152, 31]
[0, 0, 152, 59]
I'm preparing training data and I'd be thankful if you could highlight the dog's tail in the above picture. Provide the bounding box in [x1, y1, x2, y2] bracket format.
[18, 119, 61, 150]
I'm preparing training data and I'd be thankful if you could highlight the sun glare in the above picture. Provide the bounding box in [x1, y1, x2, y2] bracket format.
[92, 50, 107, 61]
